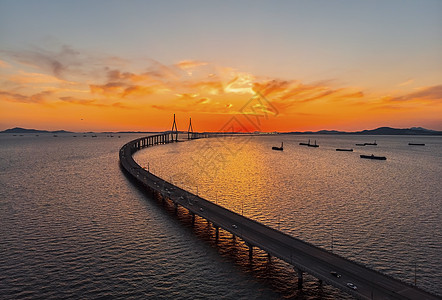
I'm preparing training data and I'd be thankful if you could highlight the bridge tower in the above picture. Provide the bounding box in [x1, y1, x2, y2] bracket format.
[171, 113, 178, 142]
[187, 117, 193, 140]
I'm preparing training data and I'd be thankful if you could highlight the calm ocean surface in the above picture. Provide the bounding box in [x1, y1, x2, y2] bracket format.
[1, 133, 441, 299]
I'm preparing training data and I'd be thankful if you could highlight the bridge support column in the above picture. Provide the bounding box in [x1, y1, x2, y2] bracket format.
[267, 253, 272, 260]
[191, 213, 195, 226]
[296, 268, 303, 289]
[248, 244, 253, 260]
[215, 226, 219, 242]
[174, 203, 178, 214]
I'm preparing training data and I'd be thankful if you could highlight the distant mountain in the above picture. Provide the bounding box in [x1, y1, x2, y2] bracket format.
[353, 127, 441, 135]
[283, 127, 442, 135]
[2, 126, 441, 135]
[1, 127, 72, 134]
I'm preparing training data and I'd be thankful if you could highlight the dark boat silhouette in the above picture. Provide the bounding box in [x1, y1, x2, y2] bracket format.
[364, 140, 377, 146]
[299, 139, 310, 146]
[355, 143, 365, 146]
[300, 139, 319, 147]
[360, 154, 386, 160]
[336, 148, 353, 152]
[308, 140, 319, 147]
[408, 143, 425, 146]
[272, 142, 283, 151]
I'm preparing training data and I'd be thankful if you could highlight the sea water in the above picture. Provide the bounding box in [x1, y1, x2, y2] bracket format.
[1, 133, 441, 299]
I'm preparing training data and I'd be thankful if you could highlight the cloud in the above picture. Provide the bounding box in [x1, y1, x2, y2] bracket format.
[175, 93, 199, 100]
[3, 45, 82, 79]
[188, 80, 224, 95]
[176, 60, 208, 70]
[0, 90, 53, 103]
[58, 96, 132, 109]
[387, 85, 442, 102]
[89, 82, 167, 98]
[195, 97, 210, 104]
[59, 96, 98, 106]
[224, 73, 255, 94]
[8, 70, 70, 84]
[341, 91, 364, 98]
[89, 82, 125, 96]
[252, 79, 294, 96]
[299, 89, 344, 103]
[146, 60, 180, 80]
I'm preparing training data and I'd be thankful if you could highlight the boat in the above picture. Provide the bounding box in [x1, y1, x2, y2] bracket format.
[299, 139, 310, 146]
[336, 148, 353, 152]
[300, 139, 319, 147]
[360, 154, 386, 160]
[272, 142, 283, 151]
[308, 140, 319, 147]
[355, 143, 365, 146]
[364, 140, 377, 146]
[408, 143, 425, 146]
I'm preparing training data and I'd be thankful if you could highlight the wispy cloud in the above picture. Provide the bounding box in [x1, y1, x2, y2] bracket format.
[58, 96, 133, 109]
[175, 60, 208, 70]
[0, 90, 53, 104]
[3, 45, 82, 79]
[8, 70, 70, 84]
[386, 85, 442, 103]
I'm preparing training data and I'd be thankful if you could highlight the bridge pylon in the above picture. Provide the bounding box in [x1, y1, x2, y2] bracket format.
[188, 117, 194, 140]
[171, 113, 178, 142]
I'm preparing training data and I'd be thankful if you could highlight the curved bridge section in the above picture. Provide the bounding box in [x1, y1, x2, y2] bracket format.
[120, 133, 440, 300]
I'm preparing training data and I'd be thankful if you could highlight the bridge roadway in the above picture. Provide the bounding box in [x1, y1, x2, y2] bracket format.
[120, 133, 440, 300]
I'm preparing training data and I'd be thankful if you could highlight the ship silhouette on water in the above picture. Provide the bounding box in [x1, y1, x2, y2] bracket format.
[272, 142, 283, 151]
[300, 139, 319, 147]
[360, 154, 386, 160]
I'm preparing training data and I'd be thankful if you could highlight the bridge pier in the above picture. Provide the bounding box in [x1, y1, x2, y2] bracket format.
[191, 213, 195, 226]
[215, 226, 219, 242]
[174, 202, 178, 214]
[296, 268, 303, 289]
[248, 244, 253, 259]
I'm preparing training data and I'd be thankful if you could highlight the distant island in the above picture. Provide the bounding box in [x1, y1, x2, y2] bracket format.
[1, 126, 441, 135]
[282, 126, 442, 135]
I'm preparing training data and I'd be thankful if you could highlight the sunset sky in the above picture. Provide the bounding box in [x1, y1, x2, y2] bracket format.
[1, 0, 441, 132]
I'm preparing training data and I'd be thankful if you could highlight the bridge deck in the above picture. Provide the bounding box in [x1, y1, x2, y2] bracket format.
[119, 133, 440, 300]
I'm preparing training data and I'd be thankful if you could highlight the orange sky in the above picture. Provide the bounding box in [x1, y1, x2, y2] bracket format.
[1, 54, 441, 132]
[1, 1, 441, 132]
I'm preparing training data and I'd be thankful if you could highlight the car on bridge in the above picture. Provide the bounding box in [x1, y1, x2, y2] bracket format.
[330, 271, 341, 278]
[346, 282, 357, 290]
[232, 224, 238, 229]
